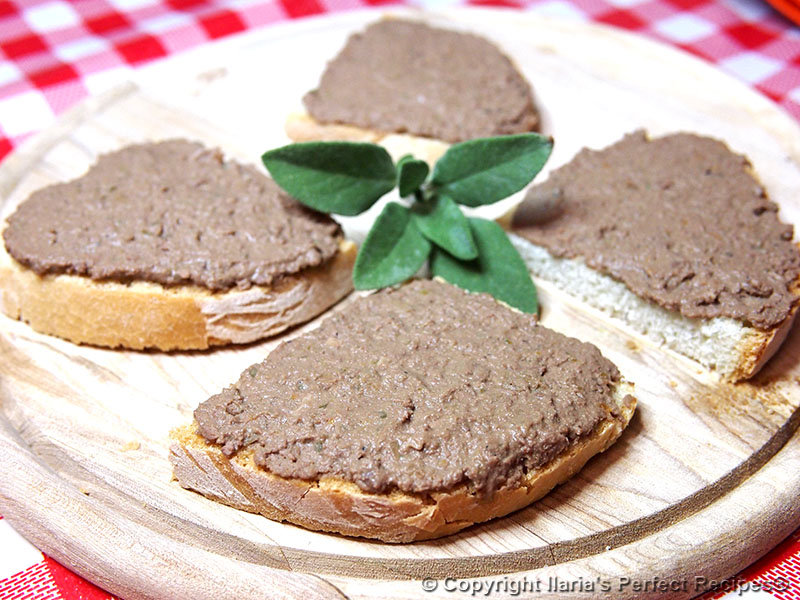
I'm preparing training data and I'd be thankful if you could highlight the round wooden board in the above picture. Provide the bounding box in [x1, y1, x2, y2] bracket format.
[1, 8, 800, 599]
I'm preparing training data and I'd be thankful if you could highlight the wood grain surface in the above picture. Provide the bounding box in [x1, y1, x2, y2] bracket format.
[1, 8, 800, 599]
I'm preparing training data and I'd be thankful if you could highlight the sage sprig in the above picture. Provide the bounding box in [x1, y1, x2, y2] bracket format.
[262, 133, 552, 313]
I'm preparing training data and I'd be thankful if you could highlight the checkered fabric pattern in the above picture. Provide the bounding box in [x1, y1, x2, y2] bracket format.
[699, 529, 800, 599]
[0, 515, 114, 599]
[0, 0, 798, 163]
[1, 0, 800, 598]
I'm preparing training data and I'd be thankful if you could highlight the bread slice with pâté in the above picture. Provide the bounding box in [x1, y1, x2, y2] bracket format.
[507, 130, 800, 381]
[0, 139, 356, 350]
[170, 279, 636, 542]
[285, 18, 540, 164]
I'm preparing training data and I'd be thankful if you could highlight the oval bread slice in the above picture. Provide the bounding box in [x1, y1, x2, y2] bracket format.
[169, 280, 636, 543]
[169, 381, 634, 543]
[0, 138, 357, 351]
[286, 17, 540, 166]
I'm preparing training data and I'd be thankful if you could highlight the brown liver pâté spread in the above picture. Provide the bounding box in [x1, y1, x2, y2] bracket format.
[512, 131, 800, 330]
[302, 19, 540, 144]
[2, 140, 341, 291]
[195, 280, 629, 497]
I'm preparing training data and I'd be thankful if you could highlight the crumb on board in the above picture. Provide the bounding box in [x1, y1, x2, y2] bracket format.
[625, 339, 639, 351]
[196, 67, 228, 83]
[120, 440, 141, 452]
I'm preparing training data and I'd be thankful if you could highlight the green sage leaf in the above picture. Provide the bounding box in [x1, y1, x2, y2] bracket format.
[353, 202, 431, 290]
[262, 142, 396, 216]
[411, 195, 478, 261]
[430, 217, 538, 313]
[431, 133, 553, 207]
[397, 155, 430, 197]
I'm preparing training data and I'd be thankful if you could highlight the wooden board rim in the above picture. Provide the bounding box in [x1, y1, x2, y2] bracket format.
[2, 387, 799, 597]
[1, 7, 800, 598]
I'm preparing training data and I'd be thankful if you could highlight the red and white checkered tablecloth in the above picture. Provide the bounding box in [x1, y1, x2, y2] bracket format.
[1, 0, 799, 598]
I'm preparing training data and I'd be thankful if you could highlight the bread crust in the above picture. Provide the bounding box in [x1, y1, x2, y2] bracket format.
[500, 205, 800, 382]
[0, 239, 356, 350]
[285, 112, 451, 166]
[169, 382, 635, 543]
[730, 279, 800, 380]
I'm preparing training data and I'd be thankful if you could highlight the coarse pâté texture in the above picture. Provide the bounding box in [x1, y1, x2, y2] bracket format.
[512, 131, 800, 330]
[3, 139, 342, 291]
[302, 18, 540, 143]
[194, 279, 632, 497]
[0, 139, 356, 350]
